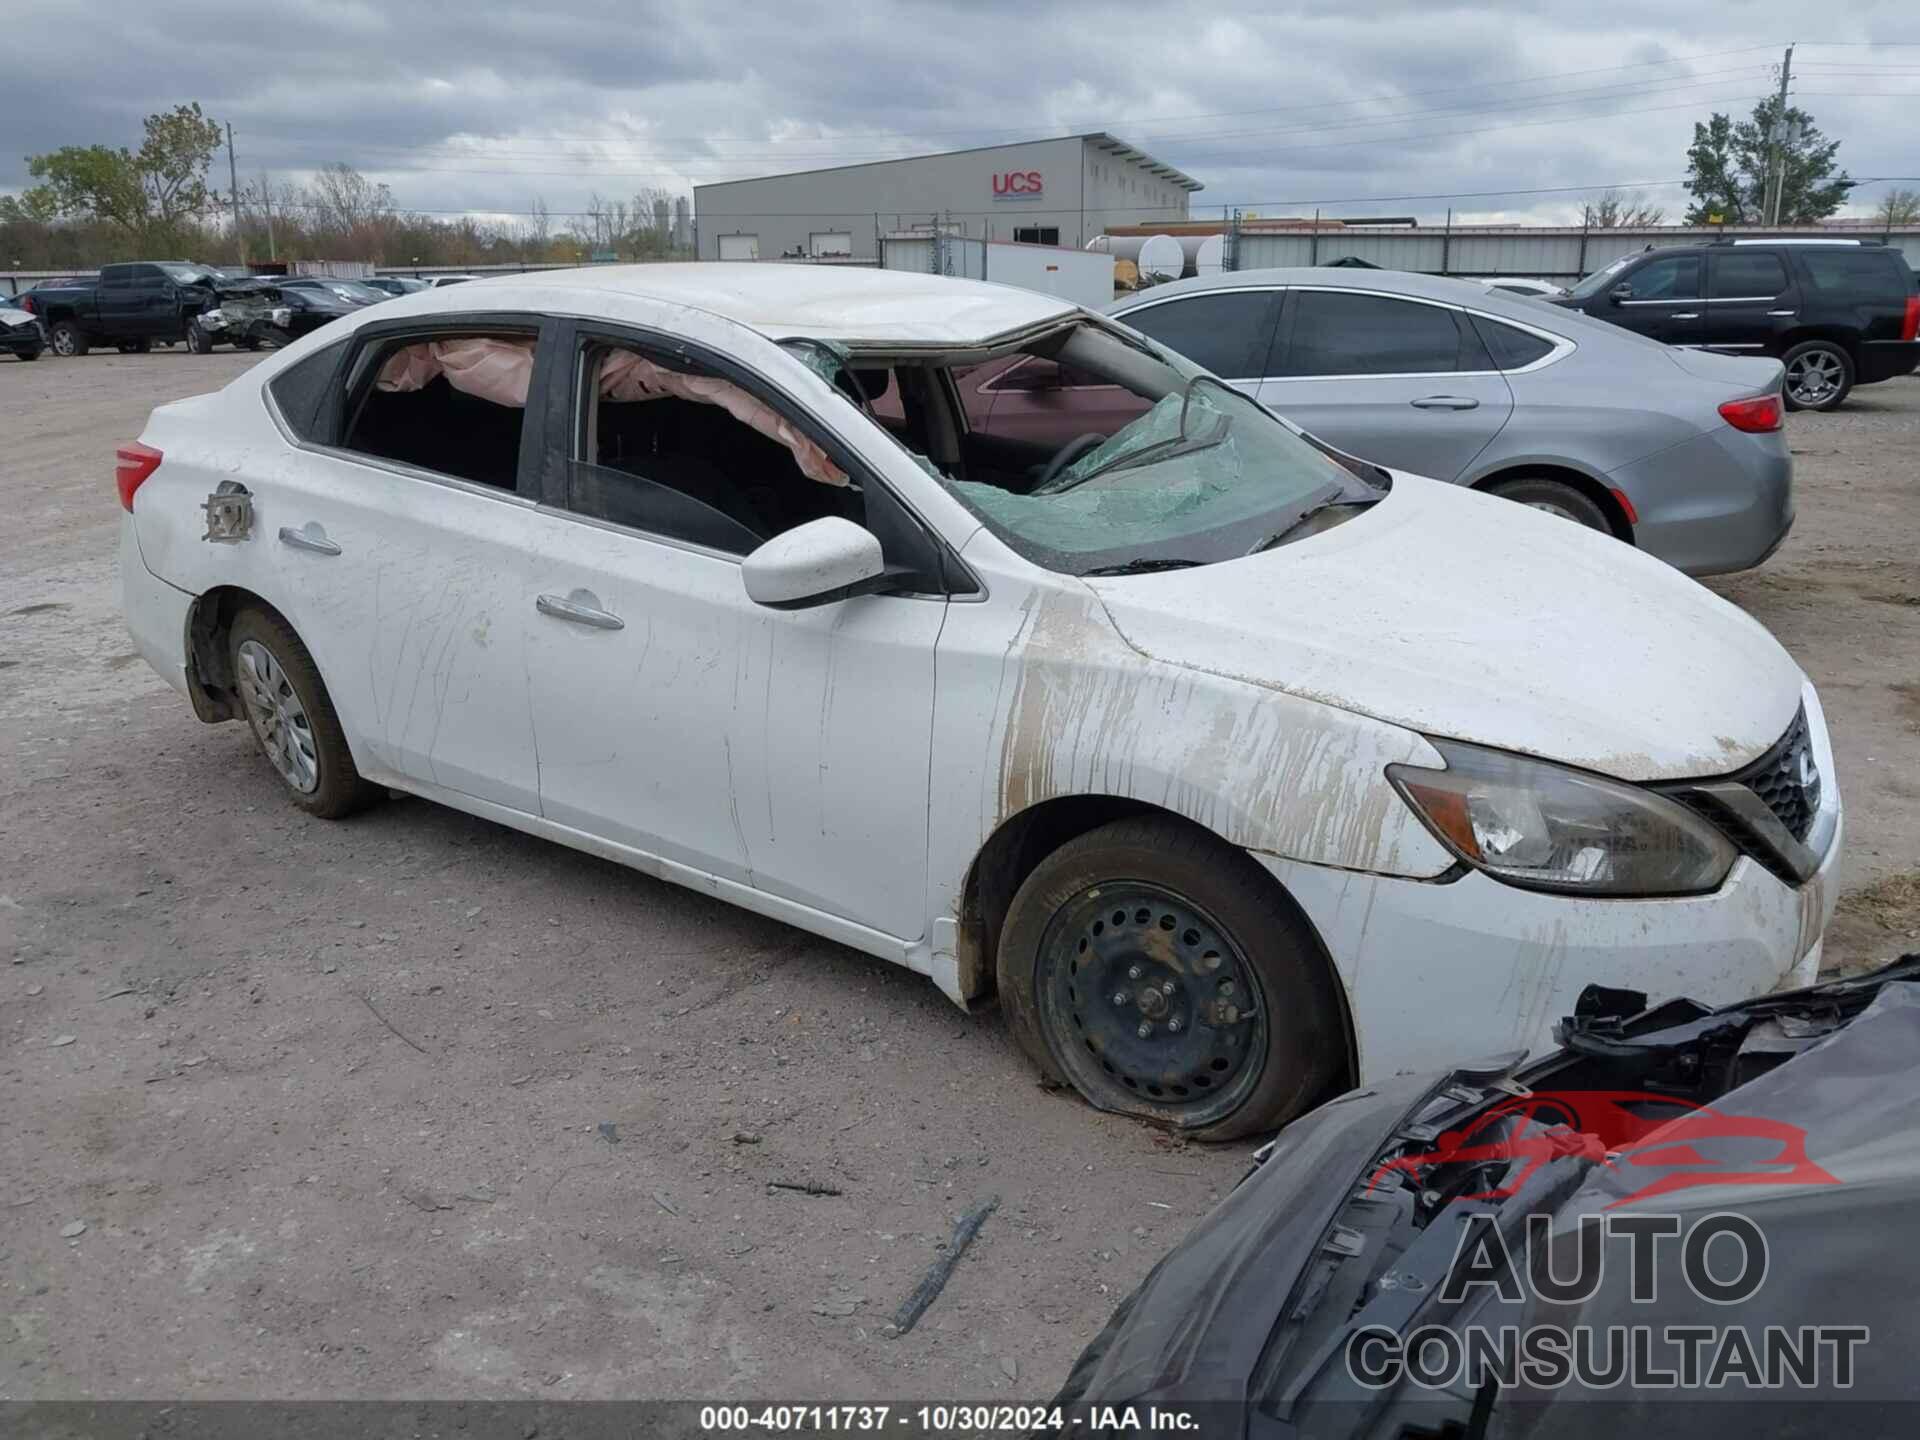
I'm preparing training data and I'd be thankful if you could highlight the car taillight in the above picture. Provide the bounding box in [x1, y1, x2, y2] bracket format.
[1902, 294, 1920, 344]
[16, 295, 32, 314]
[1718, 394, 1782, 434]
[116, 442, 163, 511]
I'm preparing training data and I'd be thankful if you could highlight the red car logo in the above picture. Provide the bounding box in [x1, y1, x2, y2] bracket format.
[1367, 1090, 1837, 1207]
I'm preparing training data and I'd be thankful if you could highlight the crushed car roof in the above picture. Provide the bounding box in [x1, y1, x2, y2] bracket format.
[393, 262, 1082, 345]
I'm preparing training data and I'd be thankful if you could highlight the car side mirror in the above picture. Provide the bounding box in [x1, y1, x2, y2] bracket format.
[1609, 281, 1633, 304]
[742, 517, 895, 609]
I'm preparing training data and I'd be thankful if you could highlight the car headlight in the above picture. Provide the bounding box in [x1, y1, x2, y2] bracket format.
[1387, 739, 1736, 897]
[201, 308, 225, 325]
[270, 307, 292, 327]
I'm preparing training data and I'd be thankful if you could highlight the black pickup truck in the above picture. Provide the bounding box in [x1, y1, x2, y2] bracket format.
[18, 261, 225, 357]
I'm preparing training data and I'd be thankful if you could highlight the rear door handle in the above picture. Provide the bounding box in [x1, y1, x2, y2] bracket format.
[1410, 395, 1480, 411]
[277, 523, 341, 556]
[536, 589, 625, 631]
[1670, 313, 1700, 321]
[1767, 309, 1796, 317]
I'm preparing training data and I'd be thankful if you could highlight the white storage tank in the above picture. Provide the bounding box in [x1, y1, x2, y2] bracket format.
[1176, 233, 1226, 276]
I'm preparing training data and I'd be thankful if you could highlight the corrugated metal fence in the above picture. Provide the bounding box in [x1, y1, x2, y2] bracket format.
[1228, 223, 1920, 279]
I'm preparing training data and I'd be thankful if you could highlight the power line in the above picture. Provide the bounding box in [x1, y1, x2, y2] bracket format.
[289, 90, 1780, 184]
[243, 42, 1796, 157]
[271, 67, 1783, 171]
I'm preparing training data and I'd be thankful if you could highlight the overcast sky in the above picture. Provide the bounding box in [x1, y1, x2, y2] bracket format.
[4, 1, 1916, 231]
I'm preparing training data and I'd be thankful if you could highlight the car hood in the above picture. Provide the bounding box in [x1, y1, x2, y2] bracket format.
[1, 305, 33, 324]
[1085, 473, 1803, 781]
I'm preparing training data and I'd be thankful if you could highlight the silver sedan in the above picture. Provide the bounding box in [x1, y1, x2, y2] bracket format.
[1104, 268, 1793, 576]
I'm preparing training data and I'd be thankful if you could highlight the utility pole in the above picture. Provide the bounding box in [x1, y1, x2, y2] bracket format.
[226, 122, 246, 264]
[1766, 44, 1794, 228]
[260, 170, 278, 262]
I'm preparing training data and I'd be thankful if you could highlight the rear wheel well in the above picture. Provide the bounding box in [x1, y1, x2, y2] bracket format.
[1474, 465, 1633, 542]
[186, 586, 286, 722]
[1777, 327, 1859, 362]
[956, 796, 1359, 1093]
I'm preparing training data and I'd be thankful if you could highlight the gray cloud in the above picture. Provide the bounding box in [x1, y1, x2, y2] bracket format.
[3, 0, 1915, 227]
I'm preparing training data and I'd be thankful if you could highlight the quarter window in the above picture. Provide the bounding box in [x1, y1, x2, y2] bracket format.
[338, 328, 539, 492]
[1286, 292, 1475, 375]
[1118, 292, 1282, 378]
[1625, 255, 1701, 301]
[1469, 315, 1556, 371]
[1709, 252, 1788, 298]
[268, 339, 349, 442]
[1797, 248, 1907, 294]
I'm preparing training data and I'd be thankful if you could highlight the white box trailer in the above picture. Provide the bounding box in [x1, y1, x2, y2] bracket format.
[879, 234, 1114, 309]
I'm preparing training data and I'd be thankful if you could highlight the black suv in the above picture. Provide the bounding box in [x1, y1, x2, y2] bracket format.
[1555, 238, 1920, 411]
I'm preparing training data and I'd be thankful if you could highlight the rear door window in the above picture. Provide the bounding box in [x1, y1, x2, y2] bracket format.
[337, 327, 543, 492]
[1709, 252, 1789, 298]
[1284, 291, 1477, 375]
[1118, 292, 1283, 379]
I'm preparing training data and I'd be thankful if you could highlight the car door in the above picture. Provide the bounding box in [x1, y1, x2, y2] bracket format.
[516, 318, 949, 941]
[1705, 249, 1796, 355]
[258, 316, 552, 813]
[1603, 251, 1706, 348]
[96, 265, 137, 333]
[1254, 288, 1514, 482]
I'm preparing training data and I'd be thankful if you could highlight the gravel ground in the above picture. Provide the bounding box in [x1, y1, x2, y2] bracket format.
[2, 351, 1916, 1402]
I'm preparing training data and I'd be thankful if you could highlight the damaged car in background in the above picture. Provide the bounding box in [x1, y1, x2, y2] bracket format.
[1049, 954, 1920, 1436]
[186, 275, 367, 353]
[118, 265, 1840, 1140]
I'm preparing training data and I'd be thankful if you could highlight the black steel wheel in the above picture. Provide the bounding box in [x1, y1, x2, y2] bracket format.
[1039, 883, 1270, 1128]
[998, 816, 1345, 1140]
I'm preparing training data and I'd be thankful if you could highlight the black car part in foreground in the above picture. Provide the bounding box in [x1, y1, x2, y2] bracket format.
[1051, 954, 1920, 1438]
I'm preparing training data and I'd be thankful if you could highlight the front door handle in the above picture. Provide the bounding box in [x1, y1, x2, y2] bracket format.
[1767, 309, 1796, 317]
[536, 589, 625, 631]
[1410, 395, 1480, 411]
[277, 523, 341, 556]
[1670, 312, 1701, 321]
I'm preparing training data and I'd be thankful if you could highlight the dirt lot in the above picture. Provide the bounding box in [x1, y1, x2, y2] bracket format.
[2, 351, 1916, 1402]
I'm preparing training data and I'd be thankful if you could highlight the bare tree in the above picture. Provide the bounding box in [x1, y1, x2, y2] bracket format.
[1586, 190, 1667, 228]
[1874, 187, 1920, 227]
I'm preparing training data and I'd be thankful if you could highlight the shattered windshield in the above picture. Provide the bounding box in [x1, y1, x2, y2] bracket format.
[856, 320, 1381, 576]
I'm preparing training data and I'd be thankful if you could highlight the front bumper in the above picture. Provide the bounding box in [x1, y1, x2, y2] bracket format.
[1256, 806, 1841, 1083]
[1, 321, 45, 353]
[1612, 424, 1794, 577]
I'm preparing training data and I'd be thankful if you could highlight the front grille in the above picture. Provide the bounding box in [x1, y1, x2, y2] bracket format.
[1735, 705, 1821, 843]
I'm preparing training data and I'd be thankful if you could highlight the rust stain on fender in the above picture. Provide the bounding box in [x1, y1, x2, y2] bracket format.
[992, 588, 1454, 879]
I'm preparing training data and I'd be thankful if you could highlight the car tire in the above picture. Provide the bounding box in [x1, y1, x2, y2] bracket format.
[117, 339, 152, 354]
[997, 816, 1344, 1141]
[185, 321, 214, 355]
[228, 607, 380, 820]
[236, 336, 262, 351]
[1781, 340, 1853, 412]
[17, 345, 42, 362]
[48, 321, 87, 358]
[1486, 476, 1613, 533]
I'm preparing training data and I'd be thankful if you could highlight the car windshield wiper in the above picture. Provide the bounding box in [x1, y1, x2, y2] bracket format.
[1080, 557, 1204, 576]
[1246, 497, 1379, 555]
[1038, 378, 1236, 494]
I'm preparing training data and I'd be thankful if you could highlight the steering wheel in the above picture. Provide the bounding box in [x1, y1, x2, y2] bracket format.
[1033, 432, 1109, 492]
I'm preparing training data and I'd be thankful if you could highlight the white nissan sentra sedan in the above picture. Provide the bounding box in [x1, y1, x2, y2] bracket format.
[117, 265, 1841, 1138]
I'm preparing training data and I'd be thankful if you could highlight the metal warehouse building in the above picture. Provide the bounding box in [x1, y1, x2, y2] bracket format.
[692, 133, 1201, 262]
